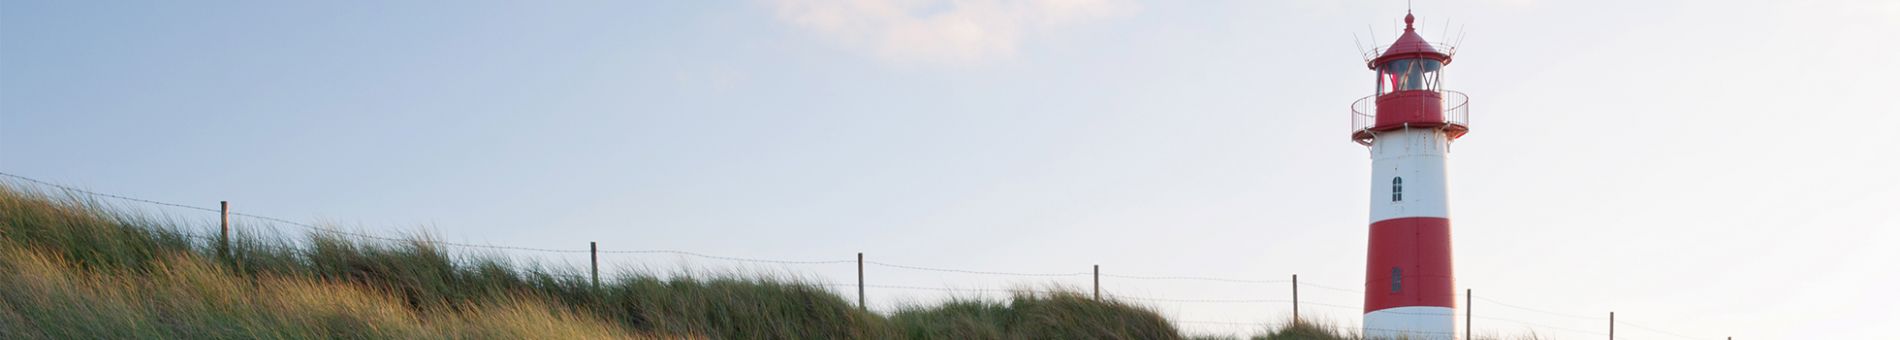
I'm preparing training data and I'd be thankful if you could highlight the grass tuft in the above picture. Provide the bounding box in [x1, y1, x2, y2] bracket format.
[889, 289, 1181, 339]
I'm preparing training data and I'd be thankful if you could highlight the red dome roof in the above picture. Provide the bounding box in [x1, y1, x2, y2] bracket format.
[1369, 12, 1452, 69]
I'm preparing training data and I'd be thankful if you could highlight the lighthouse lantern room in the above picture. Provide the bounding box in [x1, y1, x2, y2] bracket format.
[1349, 10, 1469, 340]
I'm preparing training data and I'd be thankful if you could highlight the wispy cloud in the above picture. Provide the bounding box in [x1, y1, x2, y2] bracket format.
[768, 0, 1137, 65]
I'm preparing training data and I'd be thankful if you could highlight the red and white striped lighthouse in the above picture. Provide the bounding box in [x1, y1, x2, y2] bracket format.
[1350, 11, 1468, 340]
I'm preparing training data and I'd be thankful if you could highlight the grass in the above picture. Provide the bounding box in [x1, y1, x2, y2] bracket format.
[1253, 319, 1362, 340]
[0, 184, 1186, 339]
[0, 183, 1551, 339]
[0, 248, 640, 339]
[1243, 319, 1552, 340]
[887, 290, 1180, 339]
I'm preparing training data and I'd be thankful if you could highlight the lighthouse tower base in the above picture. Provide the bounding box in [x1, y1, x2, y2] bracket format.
[1365, 306, 1455, 339]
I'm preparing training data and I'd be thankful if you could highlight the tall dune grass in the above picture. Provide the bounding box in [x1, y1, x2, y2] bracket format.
[0, 247, 643, 339]
[888, 290, 1181, 339]
[3, 183, 1562, 339]
[0, 184, 1191, 339]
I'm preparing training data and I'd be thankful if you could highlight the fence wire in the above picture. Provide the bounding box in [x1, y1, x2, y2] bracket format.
[1098, 273, 1291, 284]
[1111, 295, 1293, 304]
[1473, 296, 1605, 320]
[1619, 318, 1715, 340]
[0, 171, 1729, 339]
[603, 249, 854, 265]
[1296, 280, 1366, 294]
[864, 260, 1091, 277]
[1, 172, 223, 213]
[1474, 315, 1610, 336]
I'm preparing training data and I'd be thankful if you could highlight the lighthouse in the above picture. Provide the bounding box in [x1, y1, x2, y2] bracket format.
[1351, 11, 1467, 339]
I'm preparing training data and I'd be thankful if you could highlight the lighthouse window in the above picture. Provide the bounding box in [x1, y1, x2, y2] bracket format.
[1390, 267, 1403, 292]
[1391, 177, 1403, 202]
[1378, 59, 1443, 95]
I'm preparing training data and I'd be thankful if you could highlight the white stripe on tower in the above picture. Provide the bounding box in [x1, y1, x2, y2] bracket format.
[1368, 128, 1450, 220]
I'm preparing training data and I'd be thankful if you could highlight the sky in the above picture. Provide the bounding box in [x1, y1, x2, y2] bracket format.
[4, 0, 1898, 338]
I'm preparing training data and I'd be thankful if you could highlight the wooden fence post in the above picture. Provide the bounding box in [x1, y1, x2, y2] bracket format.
[219, 201, 229, 261]
[1292, 274, 1300, 324]
[1609, 311, 1615, 340]
[1093, 265, 1100, 301]
[857, 252, 866, 312]
[590, 241, 599, 288]
[1466, 288, 1472, 340]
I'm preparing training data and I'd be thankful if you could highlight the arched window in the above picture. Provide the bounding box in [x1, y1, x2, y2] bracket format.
[1390, 267, 1403, 292]
[1391, 177, 1403, 202]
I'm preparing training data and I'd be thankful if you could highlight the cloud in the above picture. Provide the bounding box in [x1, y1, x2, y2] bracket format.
[768, 0, 1136, 65]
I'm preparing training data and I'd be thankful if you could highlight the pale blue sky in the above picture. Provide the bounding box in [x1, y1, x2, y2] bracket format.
[4, 0, 1896, 338]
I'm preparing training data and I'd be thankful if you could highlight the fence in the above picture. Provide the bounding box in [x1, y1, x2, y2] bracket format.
[0, 171, 1732, 339]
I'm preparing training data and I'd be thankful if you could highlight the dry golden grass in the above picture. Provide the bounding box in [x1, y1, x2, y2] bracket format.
[2, 182, 1557, 339]
[0, 243, 659, 339]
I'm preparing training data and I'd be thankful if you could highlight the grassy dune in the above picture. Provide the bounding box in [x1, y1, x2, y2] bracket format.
[1, 184, 1553, 339]
[0, 248, 641, 339]
[0, 185, 1188, 339]
[889, 293, 1179, 339]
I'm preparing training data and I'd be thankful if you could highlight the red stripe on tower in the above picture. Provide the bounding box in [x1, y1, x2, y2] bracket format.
[1364, 217, 1455, 312]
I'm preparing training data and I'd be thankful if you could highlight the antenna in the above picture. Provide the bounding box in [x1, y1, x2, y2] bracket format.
[1368, 24, 1381, 51]
[1440, 18, 1452, 42]
[1450, 26, 1468, 55]
[1354, 33, 1371, 61]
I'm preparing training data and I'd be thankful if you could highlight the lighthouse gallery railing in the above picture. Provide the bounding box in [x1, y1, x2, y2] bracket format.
[1350, 90, 1468, 143]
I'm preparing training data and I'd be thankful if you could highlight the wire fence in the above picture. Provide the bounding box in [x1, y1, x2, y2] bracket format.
[0, 171, 1733, 339]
